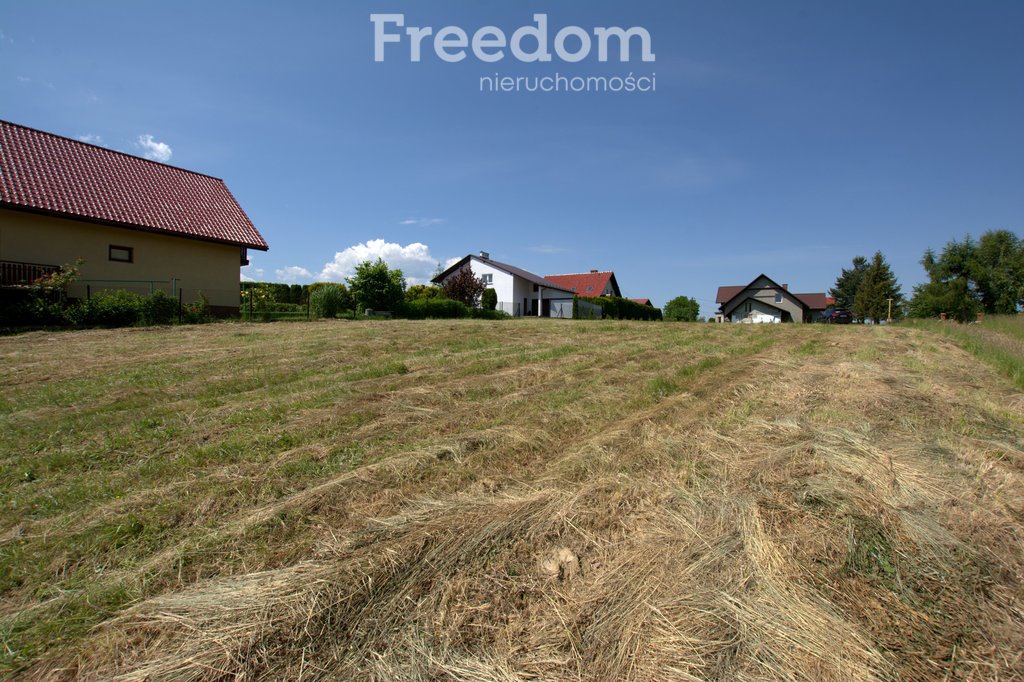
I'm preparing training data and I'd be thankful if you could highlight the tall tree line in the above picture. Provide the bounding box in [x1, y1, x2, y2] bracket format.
[908, 229, 1023, 322]
[829, 251, 903, 323]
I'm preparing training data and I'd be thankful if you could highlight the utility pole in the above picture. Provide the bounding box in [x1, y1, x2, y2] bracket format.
[887, 298, 893, 324]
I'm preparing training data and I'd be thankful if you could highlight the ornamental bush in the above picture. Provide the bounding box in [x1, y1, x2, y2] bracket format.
[80, 290, 145, 327]
[481, 288, 498, 311]
[311, 284, 351, 318]
[142, 290, 179, 325]
[402, 298, 470, 319]
[470, 307, 510, 320]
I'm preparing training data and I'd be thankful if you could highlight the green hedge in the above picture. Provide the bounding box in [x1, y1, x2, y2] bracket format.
[470, 307, 510, 320]
[579, 296, 662, 321]
[401, 298, 471, 319]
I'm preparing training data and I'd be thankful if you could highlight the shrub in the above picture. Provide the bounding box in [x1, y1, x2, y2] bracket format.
[470, 307, 510, 320]
[81, 290, 144, 327]
[481, 288, 497, 311]
[182, 293, 211, 324]
[402, 298, 470, 319]
[142, 290, 179, 325]
[406, 285, 444, 302]
[311, 284, 351, 318]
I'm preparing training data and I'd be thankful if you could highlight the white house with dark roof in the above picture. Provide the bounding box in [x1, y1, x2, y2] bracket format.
[432, 252, 577, 318]
[0, 119, 268, 315]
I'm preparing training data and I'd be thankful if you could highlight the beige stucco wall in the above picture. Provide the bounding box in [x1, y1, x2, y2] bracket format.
[1, 208, 243, 309]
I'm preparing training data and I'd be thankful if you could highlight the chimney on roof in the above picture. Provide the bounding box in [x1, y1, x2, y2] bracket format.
[782, 284, 789, 290]
[590, 269, 598, 273]
[480, 251, 490, 260]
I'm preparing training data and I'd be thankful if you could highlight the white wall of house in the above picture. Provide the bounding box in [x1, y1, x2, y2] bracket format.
[729, 299, 783, 323]
[445, 258, 573, 317]
[462, 260, 514, 304]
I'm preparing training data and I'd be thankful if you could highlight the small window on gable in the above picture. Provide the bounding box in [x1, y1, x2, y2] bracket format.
[109, 245, 133, 263]
[481, 273, 493, 285]
[775, 293, 783, 303]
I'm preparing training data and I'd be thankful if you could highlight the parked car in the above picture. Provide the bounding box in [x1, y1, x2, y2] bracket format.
[820, 308, 853, 324]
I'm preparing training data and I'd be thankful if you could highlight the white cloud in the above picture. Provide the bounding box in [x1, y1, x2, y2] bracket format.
[77, 134, 104, 146]
[318, 239, 441, 286]
[240, 265, 264, 282]
[399, 217, 445, 227]
[16, 75, 30, 83]
[275, 266, 313, 283]
[137, 134, 172, 162]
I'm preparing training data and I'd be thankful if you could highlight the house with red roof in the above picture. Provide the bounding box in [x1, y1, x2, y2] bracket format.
[543, 270, 621, 299]
[433, 252, 579, 317]
[0, 120, 268, 315]
[714, 274, 829, 323]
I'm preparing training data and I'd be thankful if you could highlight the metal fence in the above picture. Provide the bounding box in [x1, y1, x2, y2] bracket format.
[0, 260, 60, 286]
[497, 301, 522, 316]
[496, 300, 602, 319]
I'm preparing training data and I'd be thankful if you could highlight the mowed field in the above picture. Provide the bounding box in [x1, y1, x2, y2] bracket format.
[1, 319, 1023, 680]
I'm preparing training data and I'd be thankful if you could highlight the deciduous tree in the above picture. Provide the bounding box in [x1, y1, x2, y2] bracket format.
[440, 267, 487, 308]
[663, 295, 700, 321]
[346, 258, 406, 312]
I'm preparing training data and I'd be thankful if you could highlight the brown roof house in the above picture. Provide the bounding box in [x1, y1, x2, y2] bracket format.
[543, 270, 621, 298]
[715, 274, 828, 323]
[0, 120, 268, 315]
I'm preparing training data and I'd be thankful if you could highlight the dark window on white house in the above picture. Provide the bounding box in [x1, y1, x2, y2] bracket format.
[775, 293, 783, 303]
[109, 245, 133, 263]
[481, 273, 493, 285]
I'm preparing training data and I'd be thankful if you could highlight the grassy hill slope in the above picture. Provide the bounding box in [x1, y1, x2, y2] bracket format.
[2, 320, 1022, 679]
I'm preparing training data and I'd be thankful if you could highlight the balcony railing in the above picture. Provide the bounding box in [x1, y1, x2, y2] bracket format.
[0, 260, 60, 286]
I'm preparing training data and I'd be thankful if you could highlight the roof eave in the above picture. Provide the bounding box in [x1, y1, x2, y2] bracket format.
[0, 203, 269, 251]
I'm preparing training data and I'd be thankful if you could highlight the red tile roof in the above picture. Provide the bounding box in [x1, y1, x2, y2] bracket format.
[630, 298, 653, 306]
[0, 120, 268, 250]
[544, 271, 619, 297]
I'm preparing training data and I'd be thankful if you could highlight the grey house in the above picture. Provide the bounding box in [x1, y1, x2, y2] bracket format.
[715, 274, 829, 323]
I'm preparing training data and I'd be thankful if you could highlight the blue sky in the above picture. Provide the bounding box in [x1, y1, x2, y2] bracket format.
[2, 1, 1022, 313]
